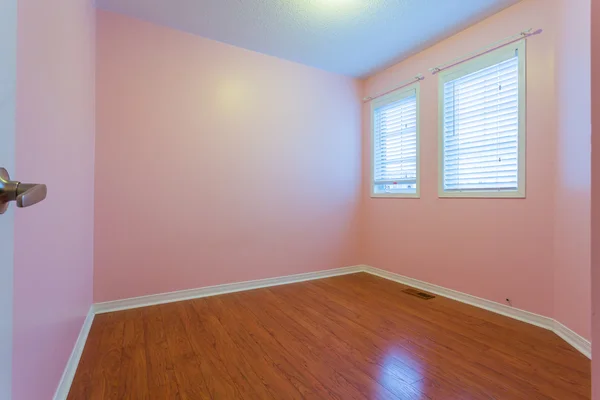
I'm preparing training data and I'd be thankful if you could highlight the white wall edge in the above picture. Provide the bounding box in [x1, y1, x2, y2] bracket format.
[53, 307, 95, 400]
[362, 265, 591, 359]
[93, 265, 367, 314]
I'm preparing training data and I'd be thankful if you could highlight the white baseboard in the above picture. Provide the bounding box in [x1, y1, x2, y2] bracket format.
[93, 265, 366, 314]
[56, 263, 591, 399]
[553, 320, 592, 359]
[362, 265, 591, 359]
[53, 307, 95, 400]
[92, 264, 591, 359]
[364, 266, 554, 330]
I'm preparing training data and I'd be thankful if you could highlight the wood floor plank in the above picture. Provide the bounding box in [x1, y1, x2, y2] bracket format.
[178, 300, 245, 399]
[256, 288, 426, 399]
[116, 309, 149, 399]
[305, 278, 551, 398]
[358, 273, 588, 370]
[66, 314, 108, 399]
[69, 273, 591, 399]
[68, 314, 125, 400]
[310, 276, 559, 399]
[235, 289, 411, 400]
[205, 295, 312, 399]
[188, 299, 274, 400]
[141, 307, 181, 399]
[319, 274, 590, 399]
[413, 377, 479, 400]
[159, 303, 212, 400]
[225, 292, 351, 399]
[263, 286, 423, 387]
[270, 282, 501, 399]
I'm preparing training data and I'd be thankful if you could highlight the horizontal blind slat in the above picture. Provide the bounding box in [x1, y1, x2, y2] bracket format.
[444, 113, 518, 135]
[442, 53, 520, 192]
[443, 98, 518, 122]
[444, 120, 517, 138]
[444, 76, 518, 103]
[374, 94, 418, 187]
[445, 156, 517, 168]
[444, 142, 517, 157]
[444, 58, 518, 90]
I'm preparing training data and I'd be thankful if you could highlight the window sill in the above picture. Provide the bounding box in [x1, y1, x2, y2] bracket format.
[371, 193, 420, 199]
[438, 190, 525, 199]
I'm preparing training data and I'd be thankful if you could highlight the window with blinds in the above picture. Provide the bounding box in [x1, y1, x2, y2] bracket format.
[439, 42, 526, 198]
[372, 86, 419, 197]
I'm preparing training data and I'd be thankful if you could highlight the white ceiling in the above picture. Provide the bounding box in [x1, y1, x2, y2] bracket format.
[95, 0, 522, 78]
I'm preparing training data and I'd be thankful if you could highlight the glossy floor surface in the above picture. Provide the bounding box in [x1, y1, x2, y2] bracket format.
[68, 273, 591, 399]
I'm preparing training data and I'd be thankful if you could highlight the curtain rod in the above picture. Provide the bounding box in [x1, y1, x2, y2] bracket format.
[362, 74, 424, 103]
[429, 28, 543, 75]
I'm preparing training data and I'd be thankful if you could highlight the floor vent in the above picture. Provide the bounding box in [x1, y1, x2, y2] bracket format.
[402, 288, 436, 300]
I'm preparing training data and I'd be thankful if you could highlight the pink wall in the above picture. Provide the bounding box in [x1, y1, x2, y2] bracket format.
[13, 0, 96, 399]
[553, 0, 592, 340]
[362, 0, 558, 318]
[591, 0, 600, 396]
[94, 10, 362, 302]
[362, 0, 591, 339]
[362, 0, 592, 341]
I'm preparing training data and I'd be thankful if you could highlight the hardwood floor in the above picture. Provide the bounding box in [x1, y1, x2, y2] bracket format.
[68, 273, 591, 399]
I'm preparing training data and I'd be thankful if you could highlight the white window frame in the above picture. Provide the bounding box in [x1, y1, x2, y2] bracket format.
[371, 83, 420, 198]
[438, 41, 526, 198]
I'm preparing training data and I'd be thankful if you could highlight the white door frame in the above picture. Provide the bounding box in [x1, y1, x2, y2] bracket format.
[0, 0, 17, 397]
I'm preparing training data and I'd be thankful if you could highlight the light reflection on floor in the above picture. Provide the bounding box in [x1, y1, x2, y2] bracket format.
[378, 343, 427, 397]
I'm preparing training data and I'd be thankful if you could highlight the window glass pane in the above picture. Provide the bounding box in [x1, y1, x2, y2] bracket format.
[442, 55, 520, 192]
[373, 93, 417, 195]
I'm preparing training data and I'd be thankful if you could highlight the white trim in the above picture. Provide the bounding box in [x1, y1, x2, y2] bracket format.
[364, 266, 553, 329]
[370, 192, 420, 199]
[93, 265, 365, 314]
[53, 307, 95, 400]
[437, 190, 527, 199]
[361, 265, 591, 359]
[370, 82, 421, 199]
[554, 321, 592, 359]
[437, 40, 527, 199]
[92, 264, 591, 359]
[54, 264, 590, 398]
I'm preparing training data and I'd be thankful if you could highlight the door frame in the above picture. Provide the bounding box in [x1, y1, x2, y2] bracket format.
[0, 0, 17, 397]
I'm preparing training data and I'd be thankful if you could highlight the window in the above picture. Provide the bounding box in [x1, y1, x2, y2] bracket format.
[371, 85, 420, 197]
[439, 41, 526, 198]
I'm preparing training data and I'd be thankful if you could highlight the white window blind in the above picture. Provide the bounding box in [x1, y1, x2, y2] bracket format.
[373, 90, 418, 196]
[441, 45, 524, 196]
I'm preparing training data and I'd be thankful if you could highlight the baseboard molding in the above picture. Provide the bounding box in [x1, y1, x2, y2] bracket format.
[57, 263, 590, 400]
[93, 265, 366, 314]
[363, 266, 554, 330]
[92, 264, 591, 358]
[554, 321, 592, 359]
[53, 307, 95, 400]
[362, 265, 591, 359]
